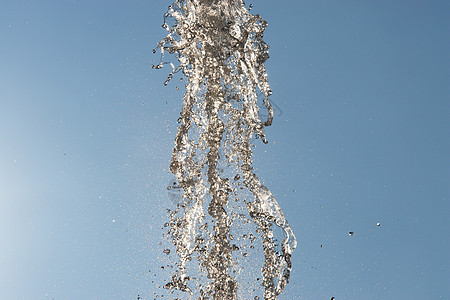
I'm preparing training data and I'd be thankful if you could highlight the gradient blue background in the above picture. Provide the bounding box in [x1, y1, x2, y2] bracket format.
[1, 1, 449, 299]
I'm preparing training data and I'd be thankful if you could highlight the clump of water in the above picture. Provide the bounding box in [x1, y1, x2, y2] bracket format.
[154, 1, 297, 299]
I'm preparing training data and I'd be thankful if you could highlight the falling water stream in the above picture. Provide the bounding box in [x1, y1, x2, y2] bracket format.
[153, 1, 296, 299]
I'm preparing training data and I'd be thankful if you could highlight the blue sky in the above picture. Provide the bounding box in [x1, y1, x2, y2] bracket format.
[1, 1, 449, 299]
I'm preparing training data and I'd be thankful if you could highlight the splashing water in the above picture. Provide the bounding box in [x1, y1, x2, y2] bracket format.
[154, 1, 297, 299]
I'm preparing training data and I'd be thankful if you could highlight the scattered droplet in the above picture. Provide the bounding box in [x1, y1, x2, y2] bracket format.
[164, 73, 174, 86]
[249, 234, 256, 242]
[163, 249, 171, 255]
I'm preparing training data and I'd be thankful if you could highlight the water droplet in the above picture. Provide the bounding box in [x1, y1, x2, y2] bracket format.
[249, 234, 256, 242]
[348, 231, 354, 236]
[163, 249, 170, 255]
[376, 222, 381, 226]
[164, 73, 174, 86]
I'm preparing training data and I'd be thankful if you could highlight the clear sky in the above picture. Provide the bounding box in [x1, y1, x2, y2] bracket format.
[1, 0, 449, 299]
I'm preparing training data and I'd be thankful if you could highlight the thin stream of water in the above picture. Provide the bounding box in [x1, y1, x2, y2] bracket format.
[154, 1, 297, 298]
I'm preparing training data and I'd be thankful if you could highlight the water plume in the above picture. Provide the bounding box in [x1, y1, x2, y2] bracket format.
[154, 1, 297, 298]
